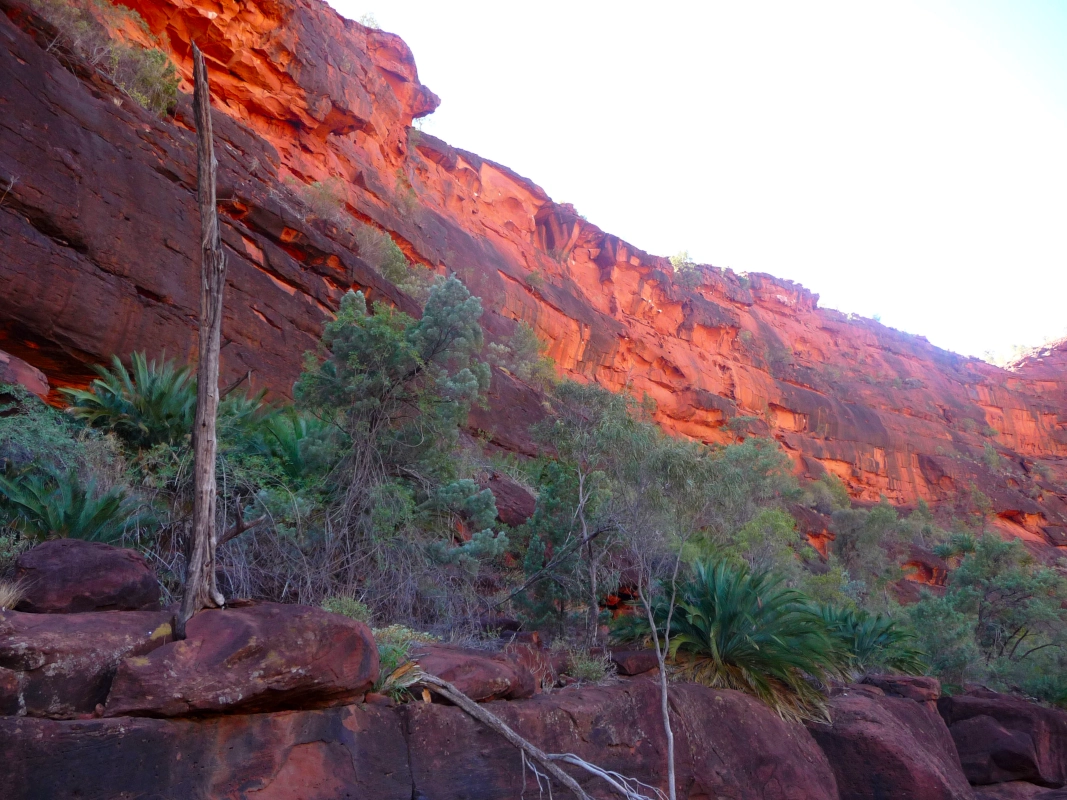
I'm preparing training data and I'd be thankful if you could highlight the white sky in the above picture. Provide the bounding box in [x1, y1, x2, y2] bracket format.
[328, 1, 1067, 361]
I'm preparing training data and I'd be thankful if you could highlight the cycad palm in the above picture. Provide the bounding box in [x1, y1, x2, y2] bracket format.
[665, 559, 848, 721]
[820, 605, 926, 678]
[61, 352, 195, 448]
[0, 470, 136, 543]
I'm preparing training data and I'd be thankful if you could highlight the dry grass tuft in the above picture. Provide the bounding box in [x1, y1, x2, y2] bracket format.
[0, 579, 27, 611]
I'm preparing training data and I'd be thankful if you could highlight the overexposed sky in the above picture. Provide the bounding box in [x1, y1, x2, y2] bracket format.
[329, 1, 1067, 361]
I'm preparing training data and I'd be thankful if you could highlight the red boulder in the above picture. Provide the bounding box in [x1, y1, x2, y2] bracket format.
[411, 642, 537, 702]
[808, 684, 973, 800]
[14, 539, 160, 613]
[939, 690, 1067, 789]
[0, 609, 173, 718]
[480, 471, 536, 527]
[104, 603, 378, 717]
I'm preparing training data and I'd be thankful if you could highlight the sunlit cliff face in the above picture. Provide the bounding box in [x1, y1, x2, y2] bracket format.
[2, 0, 1065, 554]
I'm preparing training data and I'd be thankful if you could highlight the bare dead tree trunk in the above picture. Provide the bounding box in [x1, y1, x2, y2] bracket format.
[175, 42, 228, 640]
[634, 540, 686, 800]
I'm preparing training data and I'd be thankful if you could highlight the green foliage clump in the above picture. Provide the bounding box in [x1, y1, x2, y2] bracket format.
[29, 0, 178, 116]
[352, 222, 434, 301]
[62, 352, 195, 449]
[294, 177, 345, 222]
[670, 250, 702, 289]
[806, 474, 851, 514]
[322, 595, 372, 623]
[0, 469, 139, 543]
[486, 322, 557, 388]
[983, 442, 1003, 472]
[820, 605, 926, 678]
[560, 645, 616, 683]
[909, 533, 1067, 701]
[294, 278, 505, 620]
[640, 560, 847, 721]
[0, 384, 88, 474]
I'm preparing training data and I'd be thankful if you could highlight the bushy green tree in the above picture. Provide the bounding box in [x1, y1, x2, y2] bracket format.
[909, 533, 1067, 700]
[829, 500, 906, 608]
[294, 277, 503, 610]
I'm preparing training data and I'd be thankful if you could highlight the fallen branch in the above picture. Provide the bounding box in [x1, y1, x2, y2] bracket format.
[414, 671, 662, 800]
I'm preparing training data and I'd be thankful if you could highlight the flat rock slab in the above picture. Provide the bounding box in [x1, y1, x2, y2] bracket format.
[940, 690, 1067, 788]
[0, 704, 410, 800]
[0, 609, 172, 718]
[104, 602, 378, 717]
[808, 685, 973, 800]
[14, 539, 160, 613]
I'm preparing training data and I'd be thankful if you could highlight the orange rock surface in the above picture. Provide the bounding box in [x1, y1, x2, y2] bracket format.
[1, 0, 1065, 550]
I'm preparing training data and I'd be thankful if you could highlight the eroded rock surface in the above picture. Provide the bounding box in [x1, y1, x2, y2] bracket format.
[0, 0, 1065, 552]
[0, 704, 411, 800]
[808, 682, 973, 800]
[0, 609, 172, 718]
[940, 690, 1067, 788]
[411, 642, 538, 702]
[104, 602, 378, 717]
[13, 539, 160, 614]
[405, 678, 839, 800]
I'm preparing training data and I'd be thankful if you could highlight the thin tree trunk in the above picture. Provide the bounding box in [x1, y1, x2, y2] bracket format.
[175, 42, 228, 640]
[637, 549, 684, 800]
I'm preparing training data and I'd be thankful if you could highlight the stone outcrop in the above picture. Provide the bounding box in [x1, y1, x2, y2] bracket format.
[410, 642, 538, 702]
[405, 678, 839, 800]
[0, 350, 48, 398]
[0, 679, 841, 800]
[13, 539, 161, 614]
[0, 609, 172, 718]
[0, 703, 412, 800]
[0, 0, 1065, 553]
[808, 681, 973, 800]
[939, 689, 1067, 789]
[103, 602, 379, 717]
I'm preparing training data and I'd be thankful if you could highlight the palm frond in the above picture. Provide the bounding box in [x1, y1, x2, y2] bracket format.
[0, 469, 144, 543]
[61, 352, 195, 448]
[820, 605, 927, 678]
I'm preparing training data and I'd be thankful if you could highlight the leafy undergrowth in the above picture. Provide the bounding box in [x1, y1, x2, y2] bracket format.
[2, 265, 1065, 716]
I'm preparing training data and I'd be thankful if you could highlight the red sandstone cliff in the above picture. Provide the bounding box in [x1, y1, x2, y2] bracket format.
[0, 0, 1065, 551]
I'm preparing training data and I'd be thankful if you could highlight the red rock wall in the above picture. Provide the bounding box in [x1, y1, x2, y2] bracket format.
[0, 0, 1065, 549]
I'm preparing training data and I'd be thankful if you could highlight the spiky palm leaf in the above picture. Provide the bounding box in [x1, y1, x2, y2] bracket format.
[257, 407, 329, 480]
[820, 605, 927, 678]
[664, 559, 849, 721]
[61, 352, 195, 448]
[0, 470, 141, 543]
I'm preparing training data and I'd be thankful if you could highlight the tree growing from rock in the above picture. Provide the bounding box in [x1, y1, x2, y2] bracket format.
[175, 43, 228, 639]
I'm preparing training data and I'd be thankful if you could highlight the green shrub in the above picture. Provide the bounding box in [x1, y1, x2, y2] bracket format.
[561, 645, 616, 683]
[486, 322, 557, 389]
[372, 624, 440, 648]
[0, 383, 88, 474]
[294, 178, 345, 222]
[29, 0, 178, 116]
[983, 442, 1002, 471]
[322, 595, 372, 623]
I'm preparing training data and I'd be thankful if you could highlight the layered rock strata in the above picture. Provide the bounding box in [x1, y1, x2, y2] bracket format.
[0, 0, 1065, 549]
